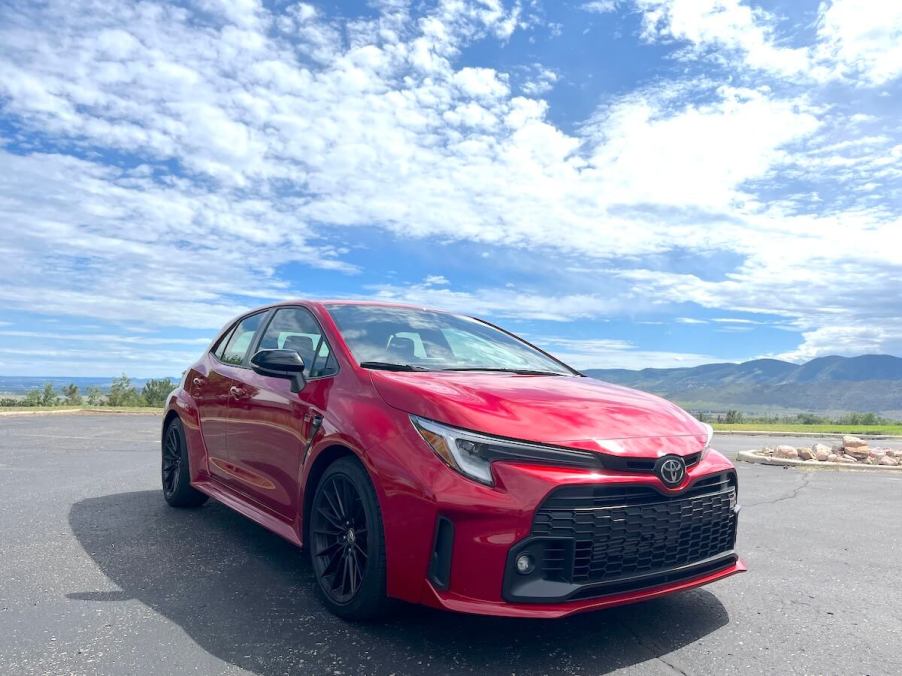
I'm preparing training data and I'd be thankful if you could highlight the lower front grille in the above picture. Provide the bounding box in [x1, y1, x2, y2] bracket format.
[504, 472, 739, 602]
[534, 473, 738, 584]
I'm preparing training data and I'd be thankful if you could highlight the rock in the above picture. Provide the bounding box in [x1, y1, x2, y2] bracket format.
[842, 435, 868, 449]
[879, 456, 899, 466]
[838, 455, 858, 463]
[868, 448, 887, 462]
[813, 444, 831, 461]
[774, 445, 799, 459]
[827, 453, 841, 463]
[798, 447, 814, 460]
[843, 445, 870, 460]
[760, 446, 775, 456]
[886, 449, 898, 458]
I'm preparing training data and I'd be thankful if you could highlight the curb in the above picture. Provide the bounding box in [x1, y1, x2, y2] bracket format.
[0, 408, 162, 417]
[716, 430, 902, 440]
[736, 450, 902, 472]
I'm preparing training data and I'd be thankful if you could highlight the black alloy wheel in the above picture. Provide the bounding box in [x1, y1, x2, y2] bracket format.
[161, 418, 208, 508]
[162, 423, 182, 497]
[309, 457, 389, 619]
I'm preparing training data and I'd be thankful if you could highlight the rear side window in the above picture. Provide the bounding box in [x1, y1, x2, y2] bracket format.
[257, 307, 338, 378]
[219, 313, 265, 366]
[212, 326, 236, 360]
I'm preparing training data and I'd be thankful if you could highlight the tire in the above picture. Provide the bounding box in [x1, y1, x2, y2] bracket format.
[308, 456, 390, 620]
[162, 417, 208, 508]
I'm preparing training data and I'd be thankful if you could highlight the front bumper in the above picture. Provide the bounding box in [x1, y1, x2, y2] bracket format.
[380, 442, 745, 617]
[421, 555, 745, 618]
[503, 471, 740, 603]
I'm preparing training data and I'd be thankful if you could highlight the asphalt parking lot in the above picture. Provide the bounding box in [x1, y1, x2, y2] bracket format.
[1, 414, 901, 675]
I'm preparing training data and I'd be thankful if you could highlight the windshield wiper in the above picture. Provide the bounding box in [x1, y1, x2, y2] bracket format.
[359, 361, 430, 372]
[440, 367, 567, 376]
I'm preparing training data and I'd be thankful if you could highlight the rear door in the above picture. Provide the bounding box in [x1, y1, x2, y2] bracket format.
[226, 306, 339, 519]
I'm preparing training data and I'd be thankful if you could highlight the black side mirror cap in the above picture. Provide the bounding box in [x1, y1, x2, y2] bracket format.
[250, 349, 307, 392]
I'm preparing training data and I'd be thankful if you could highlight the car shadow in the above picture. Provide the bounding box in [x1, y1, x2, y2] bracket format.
[69, 491, 731, 675]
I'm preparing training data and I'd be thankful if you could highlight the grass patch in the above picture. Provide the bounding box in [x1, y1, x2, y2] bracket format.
[713, 423, 902, 435]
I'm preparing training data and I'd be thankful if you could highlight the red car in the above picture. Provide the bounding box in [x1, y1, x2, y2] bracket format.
[162, 300, 744, 620]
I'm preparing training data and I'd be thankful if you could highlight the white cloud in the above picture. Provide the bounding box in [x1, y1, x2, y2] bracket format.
[520, 66, 558, 95]
[453, 67, 509, 98]
[816, 0, 902, 85]
[0, 330, 208, 346]
[581, 1, 619, 14]
[367, 281, 634, 322]
[634, 0, 814, 78]
[0, 148, 354, 337]
[777, 325, 891, 362]
[422, 275, 450, 286]
[630, 0, 902, 86]
[531, 336, 721, 370]
[0, 0, 900, 373]
[585, 86, 820, 210]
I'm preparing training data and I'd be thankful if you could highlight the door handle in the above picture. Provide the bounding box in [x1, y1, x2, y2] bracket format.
[229, 386, 247, 399]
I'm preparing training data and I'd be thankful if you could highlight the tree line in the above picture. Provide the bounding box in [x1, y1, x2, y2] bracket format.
[694, 409, 899, 425]
[0, 374, 175, 408]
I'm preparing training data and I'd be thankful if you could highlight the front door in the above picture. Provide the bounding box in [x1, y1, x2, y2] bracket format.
[226, 306, 338, 519]
[201, 311, 268, 488]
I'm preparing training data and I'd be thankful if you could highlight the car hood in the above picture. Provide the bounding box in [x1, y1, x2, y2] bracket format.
[370, 371, 708, 458]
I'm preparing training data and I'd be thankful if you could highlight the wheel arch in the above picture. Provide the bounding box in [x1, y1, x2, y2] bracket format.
[162, 408, 180, 438]
[161, 401, 206, 485]
[301, 444, 366, 545]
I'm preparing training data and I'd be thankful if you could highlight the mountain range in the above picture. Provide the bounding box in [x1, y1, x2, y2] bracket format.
[585, 355, 902, 416]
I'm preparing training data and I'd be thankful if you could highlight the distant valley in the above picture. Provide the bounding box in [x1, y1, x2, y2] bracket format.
[0, 376, 174, 395]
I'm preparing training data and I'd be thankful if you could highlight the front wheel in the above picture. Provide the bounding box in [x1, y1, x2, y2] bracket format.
[309, 457, 390, 620]
[162, 417, 208, 508]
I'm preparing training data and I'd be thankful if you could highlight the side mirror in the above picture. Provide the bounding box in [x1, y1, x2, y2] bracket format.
[250, 349, 307, 393]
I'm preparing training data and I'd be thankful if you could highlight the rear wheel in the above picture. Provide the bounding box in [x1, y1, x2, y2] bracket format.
[162, 417, 208, 508]
[309, 457, 390, 620]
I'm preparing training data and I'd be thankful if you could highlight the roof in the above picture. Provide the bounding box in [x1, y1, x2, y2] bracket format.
[275, 298, 445, 311]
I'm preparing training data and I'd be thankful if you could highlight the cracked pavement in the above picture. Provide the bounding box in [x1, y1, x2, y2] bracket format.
[1, 413, 901, 675]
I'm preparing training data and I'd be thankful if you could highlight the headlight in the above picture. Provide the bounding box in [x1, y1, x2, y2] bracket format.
[411, 415, 602, 485]
[701, 422, 714, 457]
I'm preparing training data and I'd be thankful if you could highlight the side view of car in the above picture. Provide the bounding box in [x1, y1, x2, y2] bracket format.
[162, 300, 744, 620]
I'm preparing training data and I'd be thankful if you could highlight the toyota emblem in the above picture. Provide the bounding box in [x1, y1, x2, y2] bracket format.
[656, 456, 686, 487]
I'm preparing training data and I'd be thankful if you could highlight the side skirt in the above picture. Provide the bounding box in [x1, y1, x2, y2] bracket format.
[192, 479, 302, 547]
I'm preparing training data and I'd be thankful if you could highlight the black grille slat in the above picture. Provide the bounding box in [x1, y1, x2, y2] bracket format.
[542, 540, 569, 581]
[587, 451, 703, 474]
[532, 473, 737, 586]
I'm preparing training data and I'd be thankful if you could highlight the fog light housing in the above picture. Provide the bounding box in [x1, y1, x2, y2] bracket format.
[516, 553, 534, 575]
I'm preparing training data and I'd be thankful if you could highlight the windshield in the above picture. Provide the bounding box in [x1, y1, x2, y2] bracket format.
[325, 305, 576, 375]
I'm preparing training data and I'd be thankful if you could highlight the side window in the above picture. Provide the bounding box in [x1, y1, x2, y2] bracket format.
[219, 313, 266, 366]
[257, 308, 338, 378]
[213, 325, 236, 360]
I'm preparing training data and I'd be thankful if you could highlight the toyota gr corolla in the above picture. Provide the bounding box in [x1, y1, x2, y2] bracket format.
[162, 301, 744, 619]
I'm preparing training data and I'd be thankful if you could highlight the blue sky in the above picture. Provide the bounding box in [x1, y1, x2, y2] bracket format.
[0, 0, 900, 377]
